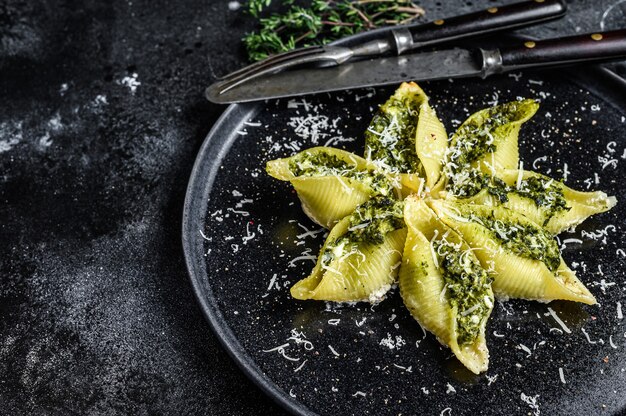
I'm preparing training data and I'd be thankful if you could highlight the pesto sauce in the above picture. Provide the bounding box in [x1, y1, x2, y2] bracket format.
[289, 151, 395, 198]
[514, 176, 569, 223]
[289, 151, 350, 177]
[434, 239, 492, 346]
[347, 198, 405, 244]
[487, 176, 511, 203]
[445, 168, 511, 202]
[445, 101, 533, 189]
[364, 96, 421, 173]
[447, 169, 570, 223]
[471, 213, 561, 272]
[452, 101, 531, 164]
[321, 198, 404, 266]
[446, 169, 491, 198]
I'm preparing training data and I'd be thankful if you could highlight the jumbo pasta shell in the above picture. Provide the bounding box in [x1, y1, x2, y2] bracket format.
[447, 99, 539, 178]
[400, 196, 492, 374]
[267, 147, 398, 229]
[291, 205, 407, 302]
[473, 99, 539, 171]
[364, 82, 427, 174]
[429, 200, 596, 305]
[291, 176, 373, 230]
[397, 173, 425, 199]
[496, 169, 616, 234]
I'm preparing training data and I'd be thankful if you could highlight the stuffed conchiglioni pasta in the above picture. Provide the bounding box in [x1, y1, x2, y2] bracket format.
[291, 197, 406, 302]
[267, 147, 399, 229]
[458, 169, 617, 234]
[365, 82, 448, 188]
[400, 196, 493, 374]
[429, 200, 596, 305]
[441, 99, 539, 197]
[266, 82, 615, 374]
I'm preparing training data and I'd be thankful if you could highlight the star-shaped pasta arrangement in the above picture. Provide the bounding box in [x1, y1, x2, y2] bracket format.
[266, 83, 616, 374]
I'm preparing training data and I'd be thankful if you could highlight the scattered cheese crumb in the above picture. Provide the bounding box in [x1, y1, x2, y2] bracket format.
[293, 359, 307, 372]
[118, 73, 141, 94]
[547, 307, 571, 334]
[520, 393, 541, 416]
[328, 345, 340, 357]
[379, 333, 406, 350]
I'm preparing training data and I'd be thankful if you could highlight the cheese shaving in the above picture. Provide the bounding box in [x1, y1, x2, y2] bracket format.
[516, 161, 524, 190]
[547, 307, 571, 334]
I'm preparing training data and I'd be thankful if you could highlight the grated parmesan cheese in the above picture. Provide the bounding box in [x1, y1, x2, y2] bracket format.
[547, 307, 571, 334]
[328, 345, 340, 357]
[581, 327, 597, 344]
[520, 393, 541, 416]
[293, 360, 308, 372]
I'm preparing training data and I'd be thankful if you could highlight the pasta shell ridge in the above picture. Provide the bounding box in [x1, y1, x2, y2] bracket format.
[414, 95, 448, 189]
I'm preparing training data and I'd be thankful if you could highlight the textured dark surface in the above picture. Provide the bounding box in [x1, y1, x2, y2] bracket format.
[1, 0, 626, 415]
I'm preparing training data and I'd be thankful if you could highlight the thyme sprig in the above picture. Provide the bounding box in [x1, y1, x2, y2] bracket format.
[243, 0, 425, 62]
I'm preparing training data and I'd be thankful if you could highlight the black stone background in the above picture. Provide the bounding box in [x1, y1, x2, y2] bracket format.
[1, 0, 625, 414]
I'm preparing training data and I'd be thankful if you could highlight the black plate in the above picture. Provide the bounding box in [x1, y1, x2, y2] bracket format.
[183, 65, 626, 415]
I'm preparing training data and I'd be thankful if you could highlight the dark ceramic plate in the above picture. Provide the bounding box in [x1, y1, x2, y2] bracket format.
[183, 63, 626, 415]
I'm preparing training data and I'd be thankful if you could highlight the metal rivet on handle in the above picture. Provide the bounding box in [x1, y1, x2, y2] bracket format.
[524, 41, 536, 49]
[487, 7, 498, 13]
[434, 19, 445, 25]
[591, 33, 603, 41]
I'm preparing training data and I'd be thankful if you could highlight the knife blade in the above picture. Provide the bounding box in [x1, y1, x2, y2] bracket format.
[206, 30, 626, 104]
[208, 48, 481, 104]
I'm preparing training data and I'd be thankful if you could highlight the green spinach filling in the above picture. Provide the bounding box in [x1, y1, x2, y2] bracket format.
[470, 213, 561, 272]
[289, 151, 395, 197]
[434, 238, 492, 346]
[364, 95, 421, 173]
[289, 151, 350, 177]
[514, 176, 569, 219]
[445, 101, 536, 191]
[446, 168, 510, 201]
[321, 198, 404, 266]
[448, 170, 569, 223]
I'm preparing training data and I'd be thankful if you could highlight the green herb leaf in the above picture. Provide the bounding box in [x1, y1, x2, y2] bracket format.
[243, 0, 425, 62]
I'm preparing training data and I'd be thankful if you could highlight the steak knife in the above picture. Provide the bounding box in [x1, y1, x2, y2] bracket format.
[206, 30, 626, 104]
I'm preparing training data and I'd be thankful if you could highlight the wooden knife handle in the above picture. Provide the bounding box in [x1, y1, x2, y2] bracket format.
[395, 0, 567, 53]
[497, 30, 626, 70]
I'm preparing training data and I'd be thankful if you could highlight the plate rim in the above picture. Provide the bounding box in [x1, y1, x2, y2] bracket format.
[182, 67, 626, 416]
[182, 101, 317, 415]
